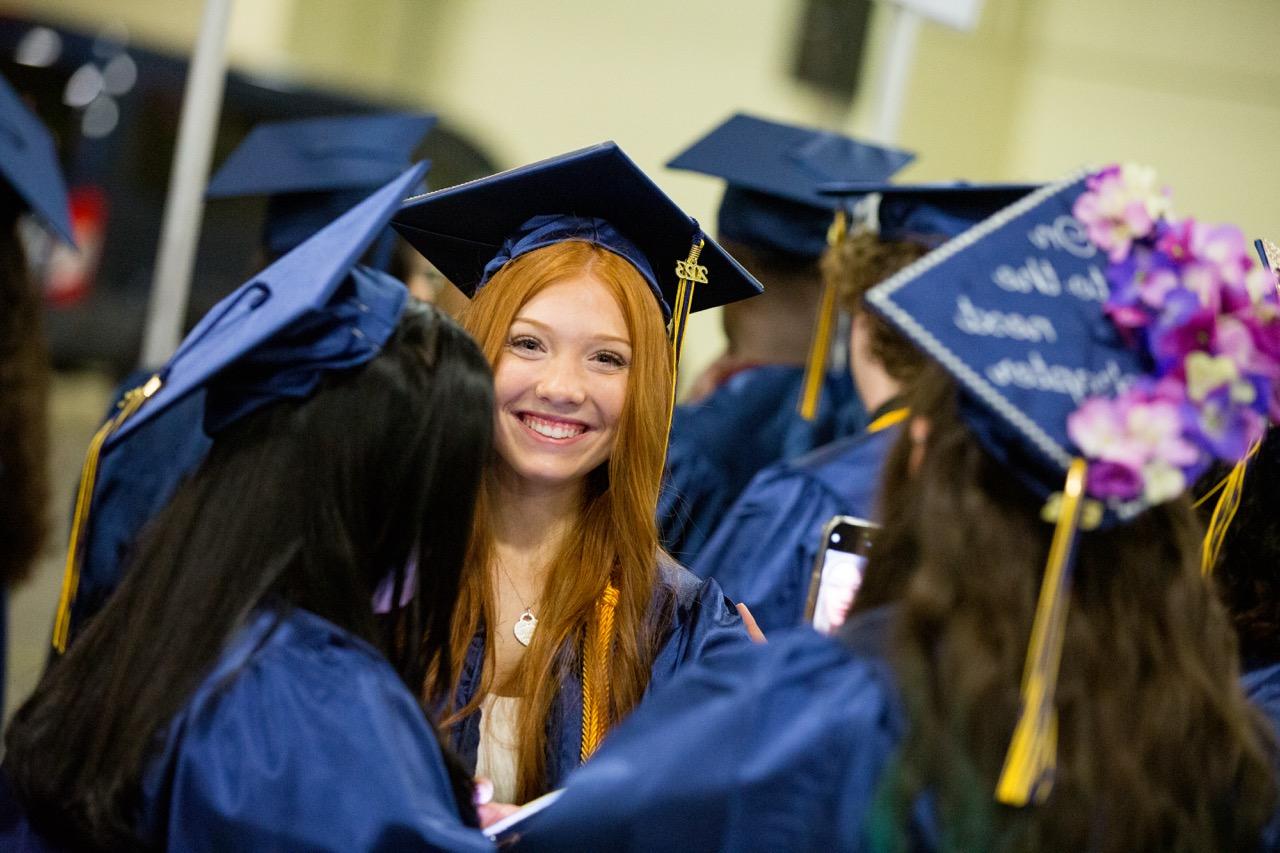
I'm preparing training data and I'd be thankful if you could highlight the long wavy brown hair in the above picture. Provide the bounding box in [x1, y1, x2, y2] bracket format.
[441, 241, 672, 802]
[854, 363, 1277, 851]
[0, 212, 50, 586]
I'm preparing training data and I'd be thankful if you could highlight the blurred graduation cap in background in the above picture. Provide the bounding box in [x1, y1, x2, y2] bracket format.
[207, 112, 435, 262]
[53, 161, 427, 653]
[667, 112, 915, 258]
[393, 141, 763, 378]
[0, 73, 75, 245]
[667, 113, 915, 422]
[820, 179, 1042, 248]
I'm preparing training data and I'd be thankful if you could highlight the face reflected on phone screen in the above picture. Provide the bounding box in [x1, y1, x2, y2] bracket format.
[812, 550, 866, 636]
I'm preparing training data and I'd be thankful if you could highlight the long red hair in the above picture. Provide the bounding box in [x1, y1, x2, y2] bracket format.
[441, 240, 671, 802]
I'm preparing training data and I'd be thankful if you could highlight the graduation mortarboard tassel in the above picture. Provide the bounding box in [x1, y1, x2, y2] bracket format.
[668, 113, 917, 423]
[865, 164, 1280, 806]
[52, 162, 427, 653]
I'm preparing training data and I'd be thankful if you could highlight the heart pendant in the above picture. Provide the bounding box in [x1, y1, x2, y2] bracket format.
[513, 609, 537, 647]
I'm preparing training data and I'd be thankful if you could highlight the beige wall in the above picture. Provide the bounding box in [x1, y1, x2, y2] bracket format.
[10, 0, 1280, 381]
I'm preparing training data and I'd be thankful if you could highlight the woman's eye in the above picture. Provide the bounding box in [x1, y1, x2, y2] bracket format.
[509, 335, 542, 352]
[593, 351, 628, 368]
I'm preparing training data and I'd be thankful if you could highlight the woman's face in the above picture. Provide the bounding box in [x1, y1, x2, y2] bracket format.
[492, 273, 631, 491]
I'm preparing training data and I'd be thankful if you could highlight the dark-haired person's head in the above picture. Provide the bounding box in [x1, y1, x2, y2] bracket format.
[4, 302, 493, 848]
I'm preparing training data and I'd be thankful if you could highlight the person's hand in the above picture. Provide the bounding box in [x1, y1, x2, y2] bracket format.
[736, 602, 767, 643]
[473, 777, 520, 829]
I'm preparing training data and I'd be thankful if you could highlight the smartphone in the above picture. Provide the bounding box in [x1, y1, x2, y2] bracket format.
[804, 515, 878, 635]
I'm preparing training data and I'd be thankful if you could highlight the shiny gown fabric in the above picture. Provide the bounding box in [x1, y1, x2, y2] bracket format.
[445, 563, 748, 793]
[511, 608, 911, 851]
[692, 420, 901, 632]
[659, 365, 860, 566]
[136, 607, 491, 852]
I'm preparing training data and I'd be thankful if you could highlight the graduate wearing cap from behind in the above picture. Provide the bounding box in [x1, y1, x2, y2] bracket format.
[0, 72, 75, 714]
[51, 112, 435, 655]
[507, 165, 1280, 851]
[4, 164, 497, 851]
[692, 181, 1039, 633]
[394, 142, 761, 808]
[657, 114, 914, 564]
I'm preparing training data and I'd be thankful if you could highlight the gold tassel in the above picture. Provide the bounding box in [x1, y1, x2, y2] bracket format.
[797, 210, 849, 421]
[580, 581, 619, 763]
[996, 458, 1088, 807]
[1200, 438, 1261, 576]
[52, 374, 163, 653]
[662, 239, 708, 453]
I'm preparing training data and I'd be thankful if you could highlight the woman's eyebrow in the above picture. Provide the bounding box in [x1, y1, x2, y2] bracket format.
[511, 316, 631, 347]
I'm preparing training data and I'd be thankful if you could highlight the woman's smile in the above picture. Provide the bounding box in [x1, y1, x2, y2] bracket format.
[515, 411, 591, 443]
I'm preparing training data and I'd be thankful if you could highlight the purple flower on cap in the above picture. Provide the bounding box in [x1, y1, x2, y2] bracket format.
[1067, 163, 1280, 504]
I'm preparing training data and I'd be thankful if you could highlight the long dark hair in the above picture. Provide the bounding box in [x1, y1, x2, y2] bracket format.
[1196, 426, 1280, 668]
[854, 364, 1277, 852]
[0, 203, 50, 586]
[4, 301, 494, 848]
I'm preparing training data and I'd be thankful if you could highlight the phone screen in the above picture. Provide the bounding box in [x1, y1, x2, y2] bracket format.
[806, 516, 877, 635]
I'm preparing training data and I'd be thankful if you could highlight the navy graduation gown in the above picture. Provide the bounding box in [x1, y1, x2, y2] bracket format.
[138, 607, 490, 852]
[446, 562, 748, 795]
[1245, 662, 1280, 733]
[659, 364, 860, 566]
[511, 610, 908, 851]
[68, 376, 211, 645]
[692, 408, 904, 632]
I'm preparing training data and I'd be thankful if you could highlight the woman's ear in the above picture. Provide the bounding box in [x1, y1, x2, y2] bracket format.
[909, 415, 930, 474]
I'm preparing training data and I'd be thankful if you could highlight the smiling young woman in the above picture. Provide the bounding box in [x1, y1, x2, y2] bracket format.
[395, 144, 764, 807]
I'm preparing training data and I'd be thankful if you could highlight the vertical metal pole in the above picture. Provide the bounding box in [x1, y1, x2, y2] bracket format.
[139, 0, 233, 367]
[872, 3, 922, 145]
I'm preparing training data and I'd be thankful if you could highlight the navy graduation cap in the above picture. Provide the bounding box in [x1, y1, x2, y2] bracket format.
[821, 180, 1041, 248]
[392, 142, 763, 369]
[667, 112, 916, 259]
[865, 164, 1280, 809]
[52, 162, 426, 652]
[207, 112, 435, 256]
[0, 73, 74, 244]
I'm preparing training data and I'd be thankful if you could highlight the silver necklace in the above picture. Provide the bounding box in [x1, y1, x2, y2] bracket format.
[496, 558, 538, 647]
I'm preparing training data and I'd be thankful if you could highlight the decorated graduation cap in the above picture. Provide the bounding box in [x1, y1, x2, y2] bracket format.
[52, 162, 426, 652]
[392, 141, 763, 398]
[0, 73, 74, 244]
[865, 163, 1280, 807]
[207, 112, 435, 258]
[666, 112, 915, 259]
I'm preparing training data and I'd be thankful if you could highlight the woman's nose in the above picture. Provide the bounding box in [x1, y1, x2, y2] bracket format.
[534, 356, 587, 407]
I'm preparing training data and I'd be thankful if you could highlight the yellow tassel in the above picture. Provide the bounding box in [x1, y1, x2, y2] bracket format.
[52, 374, 162, 653]
[1201, 438, 1261, 576]
[996, 458, 1088, 807]
[580, 581, 619, 763]
[797, 210, 849, 422]
[663, 239, 708, 452]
